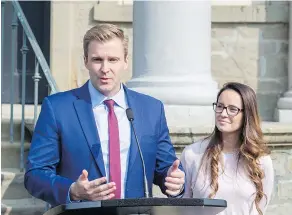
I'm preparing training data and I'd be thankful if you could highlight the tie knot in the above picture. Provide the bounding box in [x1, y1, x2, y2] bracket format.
[104, 99, 115, 111]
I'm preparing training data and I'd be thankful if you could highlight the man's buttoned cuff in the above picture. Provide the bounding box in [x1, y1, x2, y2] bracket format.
[67, 183, 81, 204]
[168, 185, 185, 198]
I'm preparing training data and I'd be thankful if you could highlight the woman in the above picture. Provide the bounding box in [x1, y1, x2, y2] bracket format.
[181, 82, 274, 215]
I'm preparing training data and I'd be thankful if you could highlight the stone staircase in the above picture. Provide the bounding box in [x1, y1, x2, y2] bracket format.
[1, 105, 46, 215]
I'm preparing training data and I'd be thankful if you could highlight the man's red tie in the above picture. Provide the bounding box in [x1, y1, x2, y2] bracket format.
[104, 99, 121, 199]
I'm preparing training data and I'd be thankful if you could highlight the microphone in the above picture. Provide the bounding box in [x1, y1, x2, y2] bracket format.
[126, 108, 150, 198]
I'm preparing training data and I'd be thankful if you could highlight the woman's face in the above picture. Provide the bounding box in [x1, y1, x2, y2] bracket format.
[215, 89, 244, 134]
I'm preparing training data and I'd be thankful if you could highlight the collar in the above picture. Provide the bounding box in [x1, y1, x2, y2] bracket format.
[88, 80, 127, 109]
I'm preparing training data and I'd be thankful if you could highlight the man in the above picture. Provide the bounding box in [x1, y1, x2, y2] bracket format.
[24, 24, 185, 207]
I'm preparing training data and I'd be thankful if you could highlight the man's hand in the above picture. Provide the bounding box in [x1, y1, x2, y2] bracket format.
[165, 160, 185, 196]
[70, 170, 116, 201]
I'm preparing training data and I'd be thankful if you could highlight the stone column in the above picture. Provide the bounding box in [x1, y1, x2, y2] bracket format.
[275, 2, 292, 122]
[127, 1, 218, 127]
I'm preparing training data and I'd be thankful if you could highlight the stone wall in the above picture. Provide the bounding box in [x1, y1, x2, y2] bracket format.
[211, 2, 289, 121]
[50, 1, 133, 91]
[50, 1, 289, 121]
[267, 147, 292, 215]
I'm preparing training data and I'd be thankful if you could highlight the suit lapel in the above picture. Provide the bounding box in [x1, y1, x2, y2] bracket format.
[73, 82, 106, 177]
[124, 86, 143, 173]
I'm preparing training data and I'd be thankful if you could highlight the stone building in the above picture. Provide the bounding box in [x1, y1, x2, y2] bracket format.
[1, 1, 292, 214]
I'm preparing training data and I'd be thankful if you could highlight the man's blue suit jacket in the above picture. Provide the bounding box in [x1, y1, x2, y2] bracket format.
[24, 81, 183, 207]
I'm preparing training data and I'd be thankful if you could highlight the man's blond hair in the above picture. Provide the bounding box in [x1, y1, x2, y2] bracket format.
[83, 24, 129, 59]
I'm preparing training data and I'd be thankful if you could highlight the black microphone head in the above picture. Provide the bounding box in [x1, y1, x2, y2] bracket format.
[126, 108, 134, 121]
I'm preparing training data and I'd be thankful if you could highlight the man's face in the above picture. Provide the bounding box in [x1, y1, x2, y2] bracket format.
[84, 38, 128, 97]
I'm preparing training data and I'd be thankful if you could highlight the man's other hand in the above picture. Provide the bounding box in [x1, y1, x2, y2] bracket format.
[70, 170, 116, 201]
[165, 160, 185, 196]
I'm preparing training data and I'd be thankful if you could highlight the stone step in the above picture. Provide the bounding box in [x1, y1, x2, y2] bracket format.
[1, 104, 40, 120]
[1, 104, 37, 142]
[1, 118, 32, 143]
[1, 168, 31, 200]
[1, 198, 46, 215]
[1, 141, 30, 169]
[1, 118, 23, 142]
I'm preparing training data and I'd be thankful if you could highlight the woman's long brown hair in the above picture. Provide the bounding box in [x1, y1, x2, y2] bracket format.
[202, 82, 270, 215]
